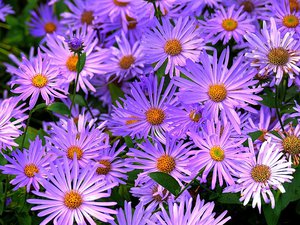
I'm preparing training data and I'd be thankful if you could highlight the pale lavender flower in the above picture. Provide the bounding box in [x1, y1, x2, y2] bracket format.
[0, 0, 14, 22]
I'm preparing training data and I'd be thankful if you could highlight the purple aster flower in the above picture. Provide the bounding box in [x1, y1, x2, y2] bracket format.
[127, 134, 192, 184]
[174, 48, 262, 133]
[28, 4, 64, 41]
[130, 178, 186, 209]
[227, 138, 295, 213]
[143, 16, 204, 77]
[27, 156, 117, 224]
[223, 0, 271, 20]
[109, 201, 154, 225]
[65, 36, 84, 53]
[95, 0, 137, 22]
[200, 5, 255, 44]
[109, 75, 175, 143]
[0, 137, 53, 192]
[188, 120, 250, 190]
[166, 103, 206, 138]
[60, 0, 103, 29]
[10, 49, 67, 109]
[148, 195, 231, 225]
[272, 0, 300, 36]
[244, 18, 300, 85]
[248, 106, 277, 147]
[105, 32, 146, 81]
[0, 97, 27, 150]
[46, 114, 109, 168]
[266, 123, 300, 165]
[94, 140, 132, 185]
[0, 0, 14, 22]
[41, 26, 111, 93]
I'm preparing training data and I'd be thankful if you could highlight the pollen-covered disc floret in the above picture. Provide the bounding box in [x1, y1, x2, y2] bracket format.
[208, 84, 227, 102]
[283, 14, 299, 27]
[164, 39, 182, 56]
[209, 146, 225, 161]
[66, 55, 78, 72]
[146, 108, 165, 125]
[250, 165, 271, 183]
[222, 18, 238, 31]
[119, 55, 135, 69]
[32, 74, 48, 88]
[156, 155, 176, 173]
[67, 146, 83, 160]
[268, 47, 290, 66]
[282, 135, 300, 155]
[24, 164, 39, 178]
[96, 160, 111, 175]
[64, 191, 83, 209]
[81, 10, 94, 25]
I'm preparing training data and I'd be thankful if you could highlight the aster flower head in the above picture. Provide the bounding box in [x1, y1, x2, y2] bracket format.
[28, 4, 64, 41]
[231, 138, 295, 213]
[143, 16, 204, 77]
[166, 103, 207, 138]
[46, 114, 109, 168]
[0, 0, 14, 22]
[188, 120, 250, 190]
[27, 156, 117, 225]
[267, 123, 300, 165]
[109, 74, 175, 143]
[174, 48, 262, 133]
[148, 195, 231, 225]
[42, 26, 111, 93]
[105, 32, 146, 82]
[127, 134, 192, 185]
[272, 0, 300, 35]
[65, 36, 84, 53]
[0, 137, 53, 192]
[0, 97, 27, 151]
[10, 49, 67, 109]
[201, 5, 255, 44]
[95, 140, 132, 185]
[110, 201, 154, 225]
[245, 17, 300, 85]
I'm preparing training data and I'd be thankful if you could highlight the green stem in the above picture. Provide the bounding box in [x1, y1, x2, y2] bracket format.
[69, 53, 81, 118]
[2, 175, 9, 215]
[175, 169, 203, 199]
[0, 22, 10, 29]
[21, 110, 33, 149]
[152, 2, 162, 24]
[83, 97, 95, 120]
[275, 85, 285, 132]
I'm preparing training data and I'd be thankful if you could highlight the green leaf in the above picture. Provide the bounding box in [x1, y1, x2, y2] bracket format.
[76, 52, 86, 73]
[260, 88, 276, 108]
[31, 103, 47, 114]
[124, 136, 134, 148]
[149, 172, 181, 196]
[108, 83, 125, 106]
[47, 102, 70, 115]
[218, 193, 241, 204]
[248, 130, 263, 141]
[69, 94, 86, 107]
[15, 127, 39, 149]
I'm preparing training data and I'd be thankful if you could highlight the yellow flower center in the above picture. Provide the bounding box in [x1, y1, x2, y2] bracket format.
[209, 146, 225, 161]
[119, 55, 135, 69]
[145, 108, 165, 125]
[189, 110, 201, 122]
[64, 191, 82, 209]
[81, 10, 94, 25]
[32, 74, 48, 88]
[283, 15, 299, 28]
[222, 18, 238, 31]
[126, 15, 137, 30]
[114, 0, 129, 6]
[44, 22, 56, 33]
[251, 164, 271, 183]
[240, 1, 255, 13]
[67, 146, 83, 160]
[96, 160, 111, 175]
[157, 155, 176, 173]
[24, 163, 39, 178]
[208, 84, 227, 102]
[268, 47, 290, 66]
[164, 39, 182, 56]
[66, 55, 78, 72]
[290, 0, 300, 12]
[282, 135, 300, 155]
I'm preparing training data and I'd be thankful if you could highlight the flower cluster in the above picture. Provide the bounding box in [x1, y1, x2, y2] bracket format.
[1, 0, 300, 224]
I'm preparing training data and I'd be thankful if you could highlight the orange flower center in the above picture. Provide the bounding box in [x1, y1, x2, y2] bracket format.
[251, 165, 271, 183]
[24, 163, 39, 178]
[208, 84, 227, 102]
[96, 160, 111, 175]
[119, 55, 135, 69]
[67, 146, 83, 160]
[209, 146, 225, 161]
[164, 39, 182, 56]
[44, 22, 56, 33]
[66, 55, 78, 72]
[145, 108, 165, 125]
[157, 155, 176, 173]
[222, 18, 238, 31]
[64, 191, 82, 209]
[32, 74, 48, 88]
[81, 10, 94, 25]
